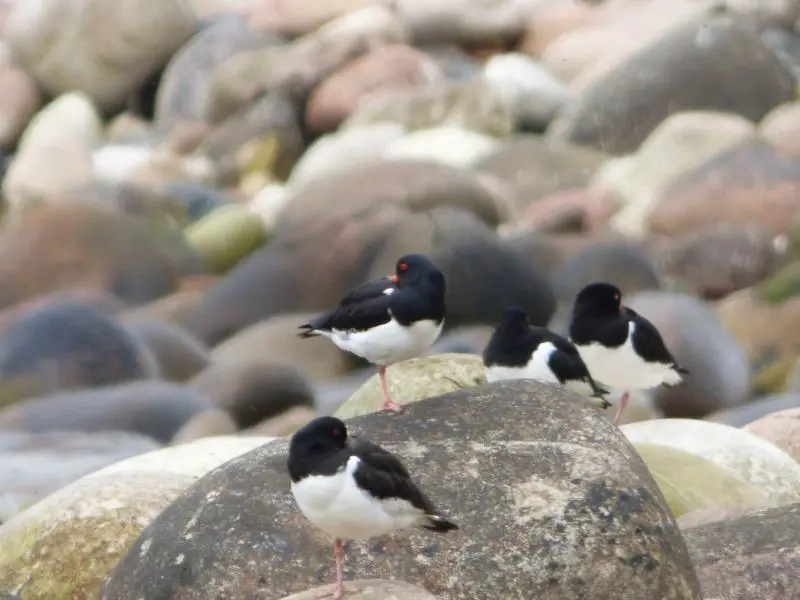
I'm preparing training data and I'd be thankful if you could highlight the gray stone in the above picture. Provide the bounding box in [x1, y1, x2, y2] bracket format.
[683, 502, 800, 599]
[548, 15, 795, 154]
[100, 380, 701, 600]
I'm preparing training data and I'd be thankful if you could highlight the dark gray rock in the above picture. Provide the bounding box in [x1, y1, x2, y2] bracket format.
[548, 15, 795, 154]
[187, 360, 315, 428]
[122, 319, 211, 383]
[0, 381, 210, 443]
[0, 301, 158, 407]
[100, 380, 702, 600]
[683, 502, 800, 599]
[184, 205, 555, 346]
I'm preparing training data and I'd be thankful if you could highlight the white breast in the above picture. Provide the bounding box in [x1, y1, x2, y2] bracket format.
[485, 342, 559, 385]
[574, 322, 683, 390]
[291, 456, 425, 541]
[330, 318, 443, 367]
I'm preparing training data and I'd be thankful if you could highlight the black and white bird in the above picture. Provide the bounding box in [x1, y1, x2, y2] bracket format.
[482, 307, 611, 410]
[568, 282, 689, 426]
[287, 416, 459, 599]
[298, 254, 446, 413]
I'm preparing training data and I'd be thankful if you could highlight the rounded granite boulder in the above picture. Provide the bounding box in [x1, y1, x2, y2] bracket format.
[99, 380, 702, 600]
[682, 502, 800, 600]
[0, 436, 272, 600]
[280, 580, 437, 600]
[334, 353, 486, 420]
[622, 419, 800, 514]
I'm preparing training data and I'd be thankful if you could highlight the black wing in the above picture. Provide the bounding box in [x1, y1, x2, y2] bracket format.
[625, 308, 685, 370]
[541, 329, 581, 358]
[349, 438, 434, 512]
[299, 278, 395, 336]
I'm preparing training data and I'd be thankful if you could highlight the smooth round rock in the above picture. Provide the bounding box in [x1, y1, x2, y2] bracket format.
[99, 380, 702, 600]
[632, 443, 769, 517]
[0, 381, 210, 443]
[626, 291, 751, 417]
[188, 360, 314, 428]
[121, 319, 211, 382]
[0, 300, 158, 408]
[335, 353, 486, 420]
[170, 408, 238, 444]
[622, 419, 800, 507]
[0, 435, 270, 600]
[743, 407, 800, 463]
[683, 502, 800, 600]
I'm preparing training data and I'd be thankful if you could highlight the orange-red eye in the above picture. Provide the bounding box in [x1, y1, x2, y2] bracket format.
[398, 263, 408, 272]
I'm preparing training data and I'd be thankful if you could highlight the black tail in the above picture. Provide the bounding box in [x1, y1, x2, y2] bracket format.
[585, 378, 612, 410]
[420, 513, 459, 533]
[298, 324, 319, 339]
[674, 365, 689, 375]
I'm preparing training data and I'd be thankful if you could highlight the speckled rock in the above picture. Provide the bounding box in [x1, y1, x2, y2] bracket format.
[335, 353, 485, 419]
[280, 580, 437, 600]
[622, 419, 800, 508]
[0, 435, 270, 600]
[683, 502, 800, 600]
[99, 380, 702, 600]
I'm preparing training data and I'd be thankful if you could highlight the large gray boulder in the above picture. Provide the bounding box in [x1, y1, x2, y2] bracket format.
[100, 380, 701, 600]
[683, 502, 800, 599]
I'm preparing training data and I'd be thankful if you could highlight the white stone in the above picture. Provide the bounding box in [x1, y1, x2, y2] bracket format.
[288, 122, 405, 190]
[383, 126, 499, 168]
[621, 418, 800, 506]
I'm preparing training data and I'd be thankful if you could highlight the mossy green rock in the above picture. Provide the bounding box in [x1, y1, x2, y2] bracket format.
[623, 419, 800, 514]
[756, 260, 800, 303]
[334, 353, 485, 420]
[184, 204, 268, 274]
[632, 443, 768, 517]
[0, 471, 193, 600]
[0, 436, 273, 599]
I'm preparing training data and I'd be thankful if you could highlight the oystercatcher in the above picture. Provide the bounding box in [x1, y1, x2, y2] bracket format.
[298, 254, 446, 413]
[483, 307, 610, 409]
[568, 282, 688, 425]
[288, 416, 458, 599]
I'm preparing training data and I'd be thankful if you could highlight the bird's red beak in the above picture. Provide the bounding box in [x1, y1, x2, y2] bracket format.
[389, 274, 399, 284]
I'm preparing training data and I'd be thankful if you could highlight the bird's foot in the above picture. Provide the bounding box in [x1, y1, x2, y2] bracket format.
[381, 399, 405, 413]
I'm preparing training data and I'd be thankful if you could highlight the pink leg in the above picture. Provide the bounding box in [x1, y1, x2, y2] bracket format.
[378, 366, 404, 413]
[316, 539, 348, 599]
[612, 391, 630, 426]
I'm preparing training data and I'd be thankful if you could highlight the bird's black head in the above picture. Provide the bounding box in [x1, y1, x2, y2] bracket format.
[573, 282, 623, 319]
[288, 417, 348, 480]
[501, 306, 530, 326]
[390, 254, 446, 295]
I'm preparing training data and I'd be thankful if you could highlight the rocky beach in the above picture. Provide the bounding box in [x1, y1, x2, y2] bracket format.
[2, 0, 800, 598]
